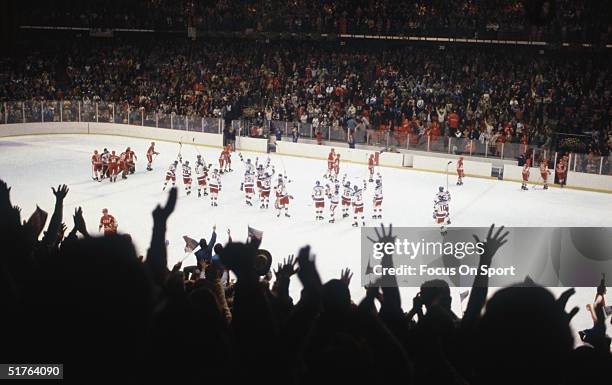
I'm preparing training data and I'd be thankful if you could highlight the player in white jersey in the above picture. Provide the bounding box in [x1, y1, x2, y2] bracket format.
[372, 178, 383, 219]
[259, 172, 272, 209]
[195, 162, 209, 197]
[241, 171, 256, 206]
[239, 153, 255, 175]
[101, 149, 110, 179]
[311, 181, 325, 220]
[326, 183, 340, 223]
[195, 154, 205, 168]
[341, 178, 352, 218]
[181, 160, 193, 195]
[208, 169, 222, 206]
[351, 184, 365, 227]
[433, 186, 451, 234]
[275, 181, 291, 218]
[162, 161, 179, 191]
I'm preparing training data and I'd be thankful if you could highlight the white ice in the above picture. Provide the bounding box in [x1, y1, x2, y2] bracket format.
[1, 134, 611, 343]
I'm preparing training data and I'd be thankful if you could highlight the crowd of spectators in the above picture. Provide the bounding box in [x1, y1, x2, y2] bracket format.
[19, 0, 612, 43]
[1, 38, 610, 163]
[1, 179, 611, 383]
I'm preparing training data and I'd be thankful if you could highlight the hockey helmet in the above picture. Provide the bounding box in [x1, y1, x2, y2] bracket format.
[102, 208, 108, 214]
[439, 186, 444, 192]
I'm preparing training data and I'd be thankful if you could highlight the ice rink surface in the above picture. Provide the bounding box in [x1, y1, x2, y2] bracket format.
[1, 134, 611, 341]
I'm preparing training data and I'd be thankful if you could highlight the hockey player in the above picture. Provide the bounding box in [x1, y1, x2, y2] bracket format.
[540, 158, 551, 190]
[218, 147, 226, 174]
[146, 142, 159, 171]
[108, 150, 120, 182]
[275, 180, 291, 218]
[126, 147, 137, 174]
[372, 178, 383, 219]
[333, 153, 341, 180]
[163, 161, 179, 190]
[326, 183, 340, 223]
[312, 181, 325, 220]
[182, 160, 193, 195]
[521, 159, 531, 190]
[224, 145, 233, 173]
[208, 169, 222, 206]
[195, 162, 209, 197]
[433, 186, 451, 234]
[351, 184, 365, 227]
[327, 148, 336, 178]
[91, 150, 102, 181]
[556, 157, 567, 187]
[119, 150, 129, 180]
[239, 153, 255, 174]
[341, 177, 352, 218]
[98, 208, 117, 235]
[457, 156, 464, 185]
[368, 154, 376, 182]
[241, 171, 255, 206]
[195, 154, 204, 168]
[101, 148, 110, 179]
[260, 172, 272, 209]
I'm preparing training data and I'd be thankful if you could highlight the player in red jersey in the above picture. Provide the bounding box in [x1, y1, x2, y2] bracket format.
[368, 154, 375, 182]
[98, 208, 117, 235]
[556, 157, 567, 187]
[119, 151, 129, 180]
[182, 160, 193, 195]
[208, 169, 222, 206]
[108, 150, 120, 182]
[125, 147, 137, 174]
[521, 158, 531, 190]
[91, 150, 102, 181]
[312, 181, 325, 220]
[457, 156, 464, 186]
[327, 148, 336, 178]
[224, 145, 232, 173]
[163, 161, 178, 191]
[540, 158, 551, 190]
[146, 142, 159, 171]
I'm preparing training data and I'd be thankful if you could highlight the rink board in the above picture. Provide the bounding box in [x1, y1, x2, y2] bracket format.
[0, 122, 610, 193]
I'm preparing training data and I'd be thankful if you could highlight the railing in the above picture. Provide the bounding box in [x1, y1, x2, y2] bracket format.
[1, 100, 610, 176]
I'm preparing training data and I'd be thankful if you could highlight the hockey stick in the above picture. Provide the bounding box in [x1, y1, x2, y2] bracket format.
[445, 161, 452, 191]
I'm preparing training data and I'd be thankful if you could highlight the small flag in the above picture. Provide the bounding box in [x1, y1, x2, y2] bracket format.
[26, 206, 48, 239]
[182, 235, 199, 253]
[248, 226, 263, 243]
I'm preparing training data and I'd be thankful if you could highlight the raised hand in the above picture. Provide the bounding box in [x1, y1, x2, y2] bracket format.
[73, 207, 88, 236]
[340, 268, 353, 286]
[51, 184, 69, 200]
[0, 179, 11, 208]
[472, 224, 509, 264]
[556, 288, 579, 323]
[296, 245, 322, 292]
[152, 187, 177, 222]
[366, 223, 396, 268]
[274, 254, 297, 279]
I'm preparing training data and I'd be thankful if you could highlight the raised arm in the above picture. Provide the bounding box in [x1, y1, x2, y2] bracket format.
[146, 188, 177, 286]
[42, 184, 69, 246]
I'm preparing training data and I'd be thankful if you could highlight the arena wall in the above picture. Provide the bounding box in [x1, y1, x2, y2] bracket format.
[0, 122, 610, 193]
[503, 165, 556, 184]
[566, 171, 612, 191]
[412, 155, 493, 178]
